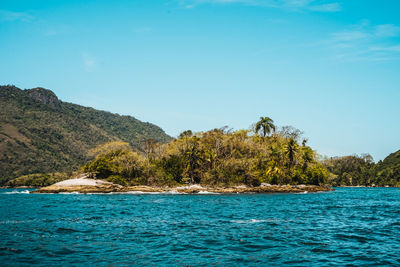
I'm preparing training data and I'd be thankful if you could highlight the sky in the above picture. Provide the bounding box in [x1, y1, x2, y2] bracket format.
[1, 0, 400, 161]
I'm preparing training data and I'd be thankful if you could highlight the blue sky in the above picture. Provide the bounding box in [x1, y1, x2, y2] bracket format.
[1, 0, 400, 161]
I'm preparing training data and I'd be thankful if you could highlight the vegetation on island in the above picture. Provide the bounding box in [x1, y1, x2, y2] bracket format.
[324, 150, 400, 186]
[82, 117, 328, 187]
[2, 85, 399, 188]
[5, 172, 75, 187]
[0, 85, 171, 184]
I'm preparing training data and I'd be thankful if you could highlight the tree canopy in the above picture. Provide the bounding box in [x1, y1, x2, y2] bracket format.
[83, 119, 328, 187]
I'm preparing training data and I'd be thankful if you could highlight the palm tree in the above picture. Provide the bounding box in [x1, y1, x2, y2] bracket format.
[285, 138, 299, 169]
[255, 117, 276, 138]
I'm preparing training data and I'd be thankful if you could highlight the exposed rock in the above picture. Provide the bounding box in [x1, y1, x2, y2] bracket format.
[31, 178, 123, 193]
[31, 179, 333, 194]
[25, 87, 61, 108]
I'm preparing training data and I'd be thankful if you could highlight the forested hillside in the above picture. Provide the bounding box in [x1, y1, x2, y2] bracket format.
[375, 150, 400, 185]
[324, 150, 400, 186]
[0, 85, 172, 184]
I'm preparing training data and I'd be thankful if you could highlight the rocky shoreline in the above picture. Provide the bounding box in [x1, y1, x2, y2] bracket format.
[30, 178, 333, 194]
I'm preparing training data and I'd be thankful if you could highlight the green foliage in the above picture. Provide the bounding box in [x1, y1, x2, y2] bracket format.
[374, 150, 400, 186]
[83, 141, 151, 185]
[84, 156, 113, 178]
[323, 152, 400, 186]
[5, 172, 72, 187]
[83, 122, 329, 187]
[0, 85, 172, 184]
[254, 117, 276, 138]
[306, 164, 328, 185]
[107, 175, 128, 186]
[323, 155, 374, 186]
[155, 155, 185, 184]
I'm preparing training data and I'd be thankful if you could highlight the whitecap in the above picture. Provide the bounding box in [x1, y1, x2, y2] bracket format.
[123, 191, 161, 195]
[231, 219, 268, 224]
[108, 191, 184, 195]
[163, 191, 185, 195]
[295, 191, 308, 194]
[176, 184, 205, 190]
[3, 190, 31, 194]
[197, 191, 219, 195]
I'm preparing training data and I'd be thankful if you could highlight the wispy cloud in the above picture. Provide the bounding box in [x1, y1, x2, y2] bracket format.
[308, 2, 340, 12]
[326, 21, 400, 62]
[374, 24, 400, 38]
[369, 45, 400, 52]
[179, 0, 341, 12]
[0, 9, 34, 22]
[82, 53, 97, 72]
[332, 30, 368, 42]
[42, 25, 74, 36]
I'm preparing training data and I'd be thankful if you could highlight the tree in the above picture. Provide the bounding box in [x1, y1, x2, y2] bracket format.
[301, 146, 314, 171]
[285, 138, 299, 169]
[178, 130, 193, 139]
[141, 139, 157, 161]
[254, 117, 276, 138]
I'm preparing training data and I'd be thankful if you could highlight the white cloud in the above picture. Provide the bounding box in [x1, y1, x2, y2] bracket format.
[82, 53, 97, 72]
[308, 3, 340, 12]
[327, 21, 400, 62]
[179, 0, 341, 12]
[281, 0, 313, 8]
[332, 31, 369, 41]
[369, 45, 400, 52]
[374, 24, 400, 38]
[0, 9, 34, 22]
[331, 22, 400, 42]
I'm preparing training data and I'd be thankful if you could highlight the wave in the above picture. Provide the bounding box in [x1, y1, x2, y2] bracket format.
[2, 190, 217, 195]
[121, 191, 186, 195]
[231, 219, 269, 224]
[197, 191, 219, 194]
[120, 191, 165, 195]
[295, 191, 309, 194]
[2, 190, 31, 194]
[86, 191, 185, 195]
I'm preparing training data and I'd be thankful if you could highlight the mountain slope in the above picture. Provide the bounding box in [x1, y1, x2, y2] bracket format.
[0, 85, 172, 183]
[375, 150, 400, 185]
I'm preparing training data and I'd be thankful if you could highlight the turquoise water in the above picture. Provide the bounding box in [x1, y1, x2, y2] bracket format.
[1, 188, 400, 266]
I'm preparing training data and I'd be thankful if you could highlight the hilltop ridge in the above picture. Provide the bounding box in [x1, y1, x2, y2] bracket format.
[0, 85, 172, 184]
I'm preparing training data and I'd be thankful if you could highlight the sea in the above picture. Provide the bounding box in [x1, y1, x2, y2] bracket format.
[1, 187, 400, 266]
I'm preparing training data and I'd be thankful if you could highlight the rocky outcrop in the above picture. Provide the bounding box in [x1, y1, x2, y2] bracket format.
[172, 184, 332, 194]
[31, 179, 333, 194]
[31, 178, 123, 193]
[25, 87, 61, 108]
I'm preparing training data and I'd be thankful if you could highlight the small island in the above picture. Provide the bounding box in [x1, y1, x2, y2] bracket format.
[27, 117, 334, 194]
[2, 87, 399, 190]
[10, 116, 400, 193]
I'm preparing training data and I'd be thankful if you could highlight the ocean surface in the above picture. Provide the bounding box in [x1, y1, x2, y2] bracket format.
[1, 188, 400, 266]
